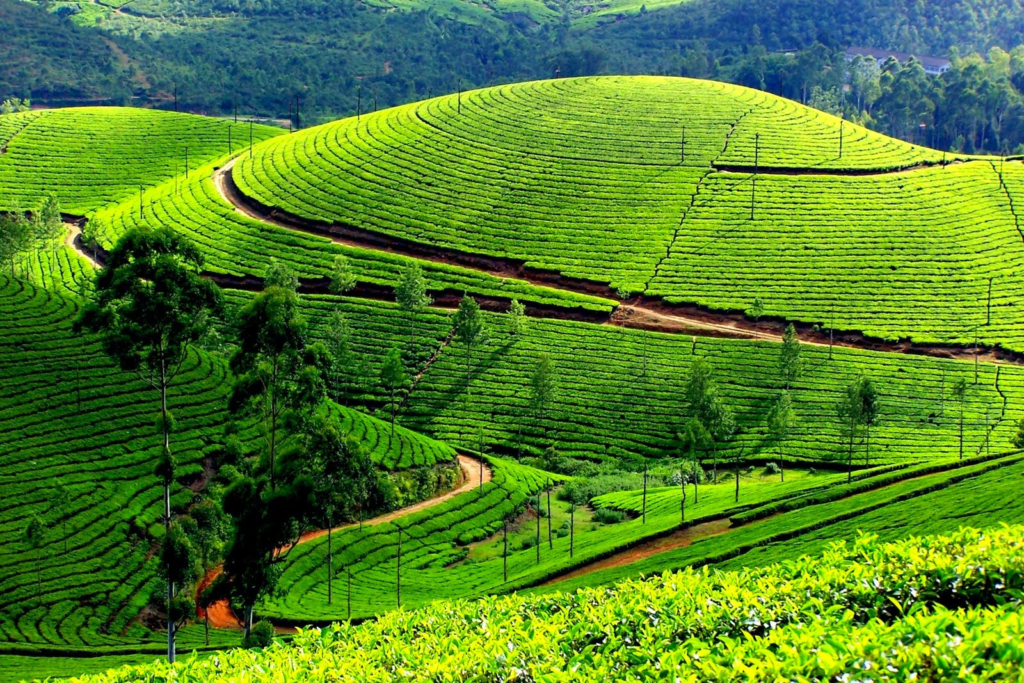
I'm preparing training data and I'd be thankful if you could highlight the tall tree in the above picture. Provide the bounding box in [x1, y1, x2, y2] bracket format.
[34, 194, 63, 248]
[684, 357, 734, 482]
[678, 416, 711, 505]
[507, 298, 527, 337]
[324, 309, 357, 404]
[395, 263, 431, 354]
[75, 225, 222, 664]
[779, 323, 801, 389]
[837, 377, 866, 483]
[264, 258, 299, 292]
[765, 390, 796, 482]
[523, 353, 557, 453]
[230, 284, 325, 489]
[380, 346, 408, 438]
[329, 255, 356, 295]
[859, 377, 880, 467]
[451, 294, 485, 413]
[0, 207, 32, 276]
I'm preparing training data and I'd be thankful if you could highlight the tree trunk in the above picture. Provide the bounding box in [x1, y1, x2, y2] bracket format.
[847, 418, 855, 484]
[641, 463, 647, 524]
[503, 521, 508, 581]
[547, 486, 552, 549]
[734, 461, 740, 502]
[327, 516, 333, 605]
[959, 403, 964, 462]
[396, 528, 402, 608]
[269, 359, 279, 491]
[779, 442, 785, 482]
[536, 493, 541, 564]
[160, 361, 175, 665]
[569, 505, 575, 558]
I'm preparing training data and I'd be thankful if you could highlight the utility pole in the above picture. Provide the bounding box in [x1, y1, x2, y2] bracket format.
[288, 101, 293, 132]
[974, 326, 980, 384]
[233, 100, 237, 124]
[396, 526, 401, 608]
[750, 132, 759, 220]
[374, 90, 378, 113]
[750, 177, 756, 220]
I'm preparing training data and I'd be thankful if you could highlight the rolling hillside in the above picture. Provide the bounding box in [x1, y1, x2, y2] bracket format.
[4, 81, 1024, 681]
[227, 76, 1024, 350]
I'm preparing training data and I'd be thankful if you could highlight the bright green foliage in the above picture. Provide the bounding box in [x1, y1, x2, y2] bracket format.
[0, 276, 233, 649]
[90, 160, 613, 312]
[0, 108, 282, 214]
[69, 527, 1024, 682]
[274, 294, 1023, 466]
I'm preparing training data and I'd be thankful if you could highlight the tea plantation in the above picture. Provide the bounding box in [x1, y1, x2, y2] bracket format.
[3, 76, 1024, 681]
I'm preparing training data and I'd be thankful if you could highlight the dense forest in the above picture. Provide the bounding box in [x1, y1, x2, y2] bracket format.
[4, 0, 1024, 150]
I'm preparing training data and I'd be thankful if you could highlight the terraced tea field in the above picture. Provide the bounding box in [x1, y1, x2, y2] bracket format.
[4, 77, 1024, 681]
[0, 108, 281, 213]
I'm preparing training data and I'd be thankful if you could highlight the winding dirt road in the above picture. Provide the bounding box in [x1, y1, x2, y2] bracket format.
[198, 454, 491, 630]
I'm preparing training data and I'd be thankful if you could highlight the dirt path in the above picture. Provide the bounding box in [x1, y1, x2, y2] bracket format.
[540, 518, 732, 587]
[65, 222, 102, 269]
[198, 454, 491, 630]
[212, 159, 1019, 366]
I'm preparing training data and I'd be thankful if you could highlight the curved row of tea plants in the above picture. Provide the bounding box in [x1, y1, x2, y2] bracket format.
[71, 526, 1024, 682]
[0, 108, 282, 214]
[648, 160, 1024, 349]
[0, 275, 232, 649]
[544, 451, 1024, 593]
[89, 161, 613, 313]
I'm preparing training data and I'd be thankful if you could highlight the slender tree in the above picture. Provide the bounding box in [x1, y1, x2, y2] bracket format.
[684, 357, 734, 483]
[380, 346, 408, 438]
[779, 323, 801, 389]
[837, 377, 866, 483]
[748, 296, 765, 335]
[395, 263, 431, 354]
[765, 391, 796, 482]
[34, 194, 64, 248]
[520, 353, 556, 454]
[678, 416, 710, 505]
[0, 207, 32, 275]
[264, 257, 299, 292]
[507, 298, 527, 337]
[451, 294, 485, 415]
[859, 377, 880, 467]
[1011, 415, 1024, 449]
[229, 284, 310, 490]
[75, 226, 222, 663]
[329, 255, 356, 295]
[324, 309, 357, 404]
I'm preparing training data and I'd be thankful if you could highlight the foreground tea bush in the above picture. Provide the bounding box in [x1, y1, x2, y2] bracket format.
[77, 526, 1024, 681]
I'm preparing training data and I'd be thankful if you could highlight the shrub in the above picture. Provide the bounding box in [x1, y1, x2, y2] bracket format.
[764, 462, 781, 476]
[243, 620, 275, 649]
[593, 508, 625, 524]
